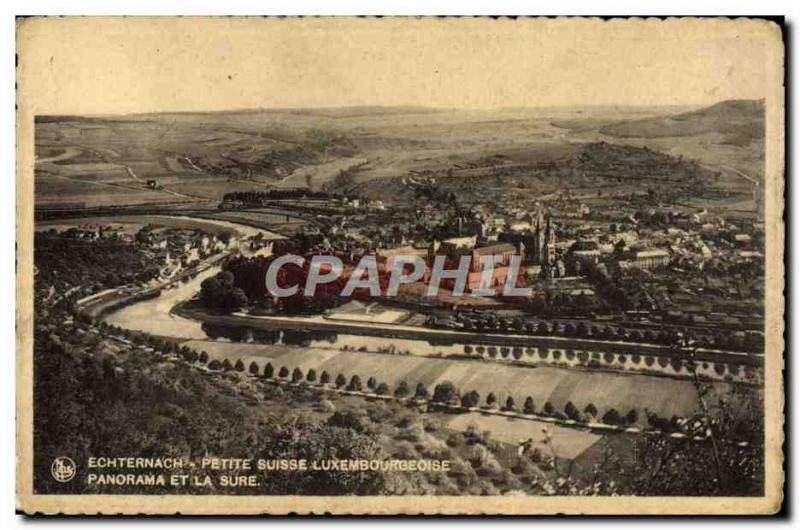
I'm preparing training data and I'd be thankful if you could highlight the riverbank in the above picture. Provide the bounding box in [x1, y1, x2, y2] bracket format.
[173, 302, 761, 385]
[80, 252, 228, 321]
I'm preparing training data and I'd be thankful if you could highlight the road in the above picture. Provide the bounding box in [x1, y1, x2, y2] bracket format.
[715, 164, 760, 187]
[35, 146, 82, 164]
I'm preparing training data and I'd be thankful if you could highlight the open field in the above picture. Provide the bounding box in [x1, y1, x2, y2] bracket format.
[34, 176, 180, 207]
[444, 413, 601, 459]
[36, 102, 763, 212]
[34, 214, 276, 239]
[161, 178, 272, 200]
[183, 340, 753, 425]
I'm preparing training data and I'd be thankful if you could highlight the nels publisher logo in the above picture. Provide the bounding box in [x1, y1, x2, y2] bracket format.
[51, 457, 76, 483]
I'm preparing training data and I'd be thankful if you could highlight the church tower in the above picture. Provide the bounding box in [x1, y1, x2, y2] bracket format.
[544, 215, 556, 264]
[538, 214, 557, 279]
[533, 215, 542, 264]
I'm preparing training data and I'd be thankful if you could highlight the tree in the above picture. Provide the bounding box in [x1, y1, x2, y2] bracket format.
[529, 296, 548, 315]
[602, 408, 623, 426]
[222, 359, 232, 371]
[394, 381, 410, 398]
[565, 401, 579, 420]
[414, 382, 429, 400]
[306, 368, 317, 383]
[626, 409, 639, 425]
[461, 390, 480, 408]
[505, 396, 516, 411]
[199, 273, 249, 313]
[208, 359, 222, 370]
[523, 396, 535, 415]
[335, 373, 347, 388]
[278, 366, 289, 378]
[249, 361, 259, 375]
[348, 375, 363, 391]
[217, 270, 235, 287]
[225, 288, 249, 312]
[584, 403, 598, 418]
[320, 371, 331, 384]
[234, 359, 245, 372]
[375, 383, 390, 395]
[200, 277, 221, 306]
[199, 351, 209, 364]
[432, 381, 459, 404]
[367, 376, 377, 390]
[327, 410, 365, 433]
[486, 392, 497, 408]
[624, 383, 766, 496]
[264, 362, 274, 378]
[292, 367, 304, 383]
[543, 401, 555, 415]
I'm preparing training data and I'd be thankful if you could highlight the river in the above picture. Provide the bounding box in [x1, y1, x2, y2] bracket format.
[103, 266, 748, 385]
[103, 261, 463, 352]
[105, 265, 220, 339]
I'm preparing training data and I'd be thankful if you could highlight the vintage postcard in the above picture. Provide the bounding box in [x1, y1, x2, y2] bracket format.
[16, 17, 784, 515]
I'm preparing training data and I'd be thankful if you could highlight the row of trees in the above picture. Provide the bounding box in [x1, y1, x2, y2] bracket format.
[91, 323, 752, 436]
[203, 357, 650, 429]
[113, 324, 748, 386]
[124, 310, 749, 377]
[435, 310, 758, 353]
[138, 334, 748, 441]
[428, 381, 639, 426]
[222, 189, 334, 204]
[459, 343, 751, 380]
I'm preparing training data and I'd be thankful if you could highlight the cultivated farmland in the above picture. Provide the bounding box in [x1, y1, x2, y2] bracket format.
[183, 340, 754, 425]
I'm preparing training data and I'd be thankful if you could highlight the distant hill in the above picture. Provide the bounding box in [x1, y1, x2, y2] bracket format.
[600, 99, 765, 147]
[128, 105, 444, 120]
[349, 141, 715, 202]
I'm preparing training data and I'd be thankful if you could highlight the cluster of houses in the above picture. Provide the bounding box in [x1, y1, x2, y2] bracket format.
[136, 226, 240, 279]
[59, 223, 242, 283]
[263, 184, 764, 322]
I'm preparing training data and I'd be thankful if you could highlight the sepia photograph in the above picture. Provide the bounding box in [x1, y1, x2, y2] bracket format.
[15, 15, 785, 515]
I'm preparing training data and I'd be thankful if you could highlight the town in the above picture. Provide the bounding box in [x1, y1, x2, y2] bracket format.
[211, 181, 764, 356]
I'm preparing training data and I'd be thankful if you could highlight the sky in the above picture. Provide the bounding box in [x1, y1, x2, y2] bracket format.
[17, 17, 779, 115]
